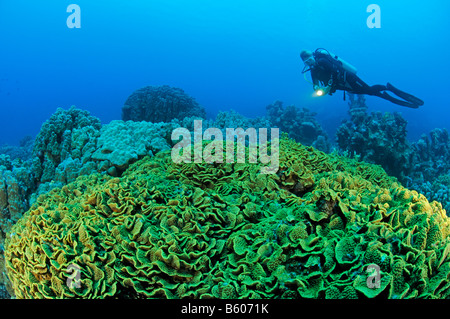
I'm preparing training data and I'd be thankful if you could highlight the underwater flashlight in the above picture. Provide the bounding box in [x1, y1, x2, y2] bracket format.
[316, 89, 324, 96]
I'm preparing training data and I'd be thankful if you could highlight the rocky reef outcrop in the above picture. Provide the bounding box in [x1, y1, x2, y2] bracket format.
[409, 128, 450, 183]
[336, 94, 412, 180]
[31, 106, 102, 185]
[405, 128, 450, 212]
[0, 136, 33, 162]
[335, 94, 450, 214]
[91, 120, 180, 172]
[266, 100, 330, 152]
[122, 85, 206, 123]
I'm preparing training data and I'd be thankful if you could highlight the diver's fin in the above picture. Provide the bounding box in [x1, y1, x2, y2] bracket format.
[386, 83, 424, 107]
[379, 92, 419, 108]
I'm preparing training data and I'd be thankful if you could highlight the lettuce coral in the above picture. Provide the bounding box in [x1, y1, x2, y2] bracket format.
[5, 137, 450, 299]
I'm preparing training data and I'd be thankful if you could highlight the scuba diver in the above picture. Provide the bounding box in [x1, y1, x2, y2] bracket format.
[300, 48, 424, 108]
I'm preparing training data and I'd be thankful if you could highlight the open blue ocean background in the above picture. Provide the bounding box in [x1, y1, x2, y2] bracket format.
[0, 0, 449, 146]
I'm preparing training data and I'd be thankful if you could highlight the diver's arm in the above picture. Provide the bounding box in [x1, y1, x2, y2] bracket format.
[322, 86, 332, 95]
[312, 59, 335, 93]
[310, 68, 320, 88]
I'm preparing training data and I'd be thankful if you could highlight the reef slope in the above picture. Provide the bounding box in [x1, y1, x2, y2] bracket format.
[5, 137, 450, 299]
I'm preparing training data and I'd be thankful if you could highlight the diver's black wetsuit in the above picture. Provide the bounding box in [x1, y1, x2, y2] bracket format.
[309, 49, 424, 108]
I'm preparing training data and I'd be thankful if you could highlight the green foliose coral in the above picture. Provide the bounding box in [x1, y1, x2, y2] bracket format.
[4, 137, 450, 299]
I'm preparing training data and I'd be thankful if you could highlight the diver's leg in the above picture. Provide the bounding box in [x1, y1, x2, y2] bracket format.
[386, 83, 424, 106]
[344, 73, 372, 92]
[342, 74, 422, 108]
[374, 91, 420, 108]
[370, 84, 387, 91]
[365, 83, 420, 108]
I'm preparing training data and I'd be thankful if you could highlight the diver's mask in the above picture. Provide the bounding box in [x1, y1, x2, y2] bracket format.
[301, 56, 316, 73]
[303, 56, 315, 67]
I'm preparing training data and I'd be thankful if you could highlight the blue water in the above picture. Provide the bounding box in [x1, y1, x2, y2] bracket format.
[0, 0, 449, 146]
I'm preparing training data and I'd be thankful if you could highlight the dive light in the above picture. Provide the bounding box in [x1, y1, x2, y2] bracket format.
[314, 85, 328, 97]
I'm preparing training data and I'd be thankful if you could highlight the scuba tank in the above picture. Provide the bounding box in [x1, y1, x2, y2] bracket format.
[336, 55, 358, 74]
[315, 48, 358, 74]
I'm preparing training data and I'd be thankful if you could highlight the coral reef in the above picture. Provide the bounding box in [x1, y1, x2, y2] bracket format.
[346, 94, 368, 124]
[0, 154, 34, 297]
[211, 109, 271, 131]
[0, 156, 34, 239]
[2, 86, 450, 300]
[266, 100, 330, 152]
[0, 107, 188, 298]
[31, 106, 102, 184]
[0, 252, 12, 298]
[407, 175, 450, 213]
[122, 85, 206, 123]
[0, 104, 211, 299]
[202, 109, 272, 145]
[405, 129, 450, 212]
[92, 120, 179, 172]
[5, 137, 450, 299]
[0, 135, 34, 162]
[30, 107, 188, 189]
[335, 95, 450, 212]
[409, 128, 450, 183]
[336, 94, 412, 180]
